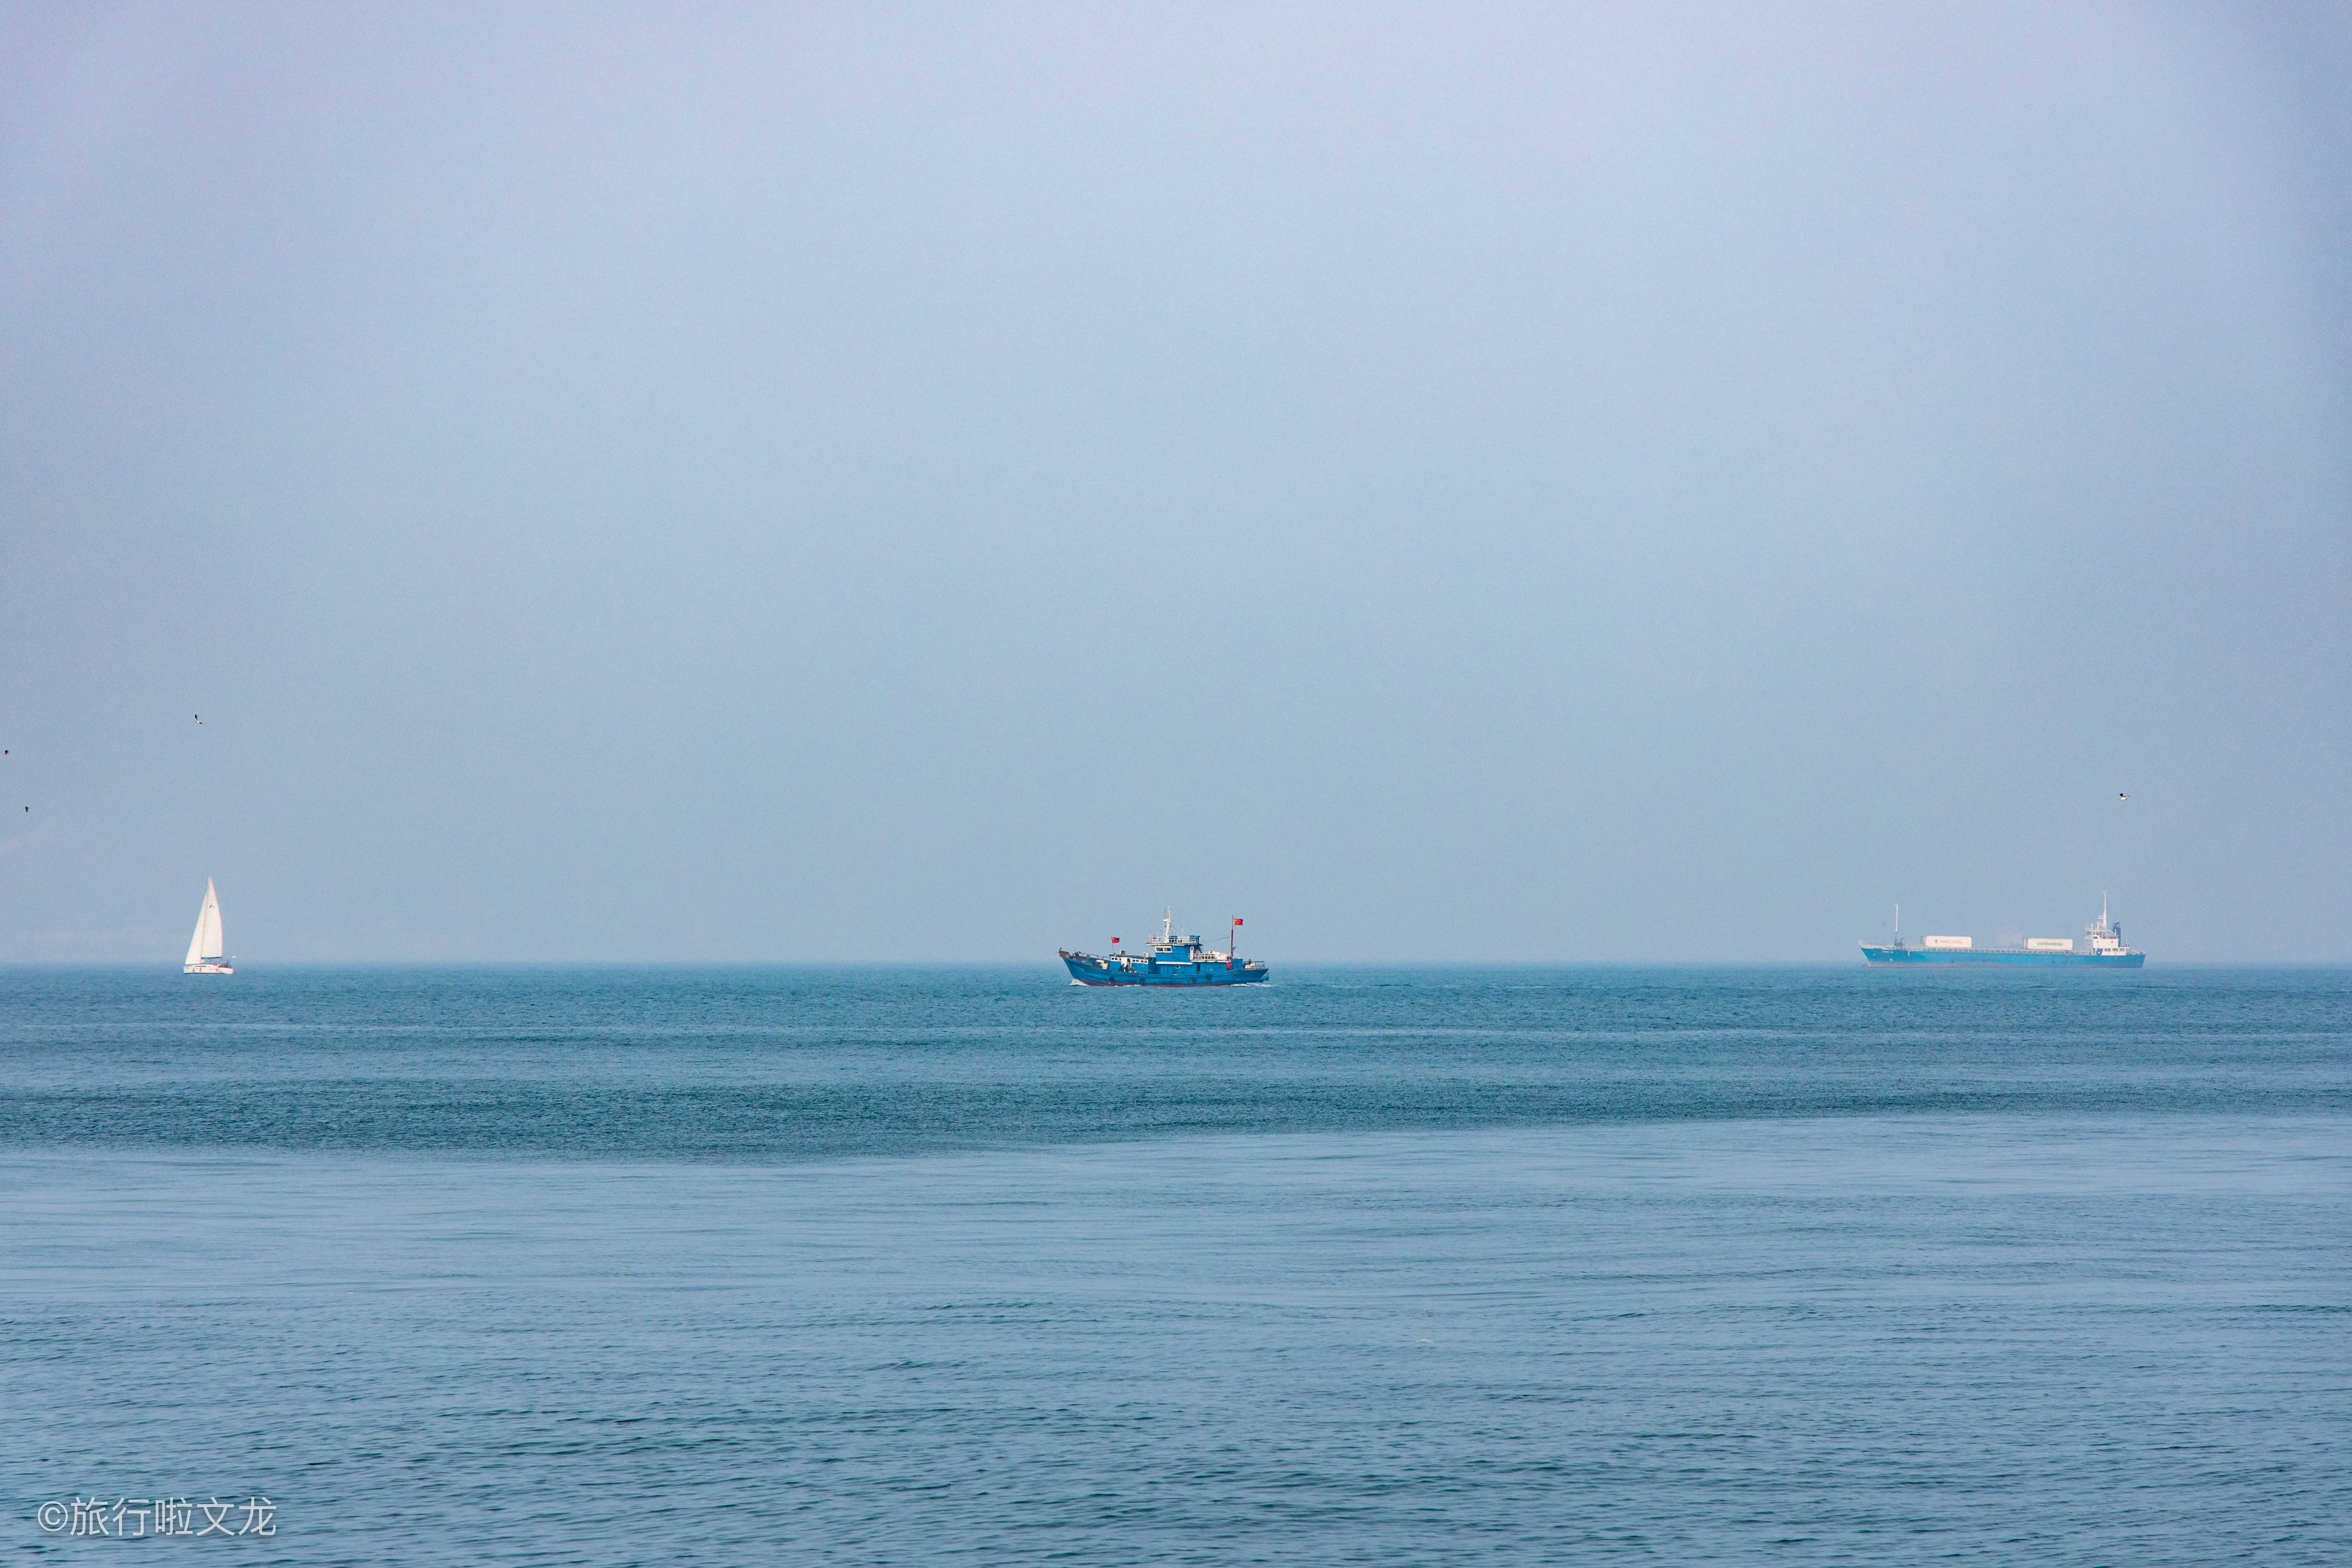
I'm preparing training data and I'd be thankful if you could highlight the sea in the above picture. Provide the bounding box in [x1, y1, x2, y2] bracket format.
[3, 964, 2347, 1565]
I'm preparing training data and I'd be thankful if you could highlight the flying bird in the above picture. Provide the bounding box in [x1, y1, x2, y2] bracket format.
[2118, 793, 2126, 801]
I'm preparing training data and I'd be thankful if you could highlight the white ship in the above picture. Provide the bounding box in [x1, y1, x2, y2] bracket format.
[184, 878, 233, 974]
[1861, 895, 2143, 967]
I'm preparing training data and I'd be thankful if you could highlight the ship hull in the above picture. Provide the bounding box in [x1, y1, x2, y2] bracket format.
[1062, 956, 1268, 986]
[1860, 946, 2142, 967]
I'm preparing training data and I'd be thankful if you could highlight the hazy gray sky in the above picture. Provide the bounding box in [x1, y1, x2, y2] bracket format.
[4, 2, 2348, 961]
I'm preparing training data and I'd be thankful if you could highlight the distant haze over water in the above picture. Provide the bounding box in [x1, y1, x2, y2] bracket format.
[3, 5, 2349, 961]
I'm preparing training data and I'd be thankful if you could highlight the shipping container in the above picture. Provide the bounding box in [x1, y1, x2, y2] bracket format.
[2024, 937, 2074, 952]
[1922, 935, 1972, 949]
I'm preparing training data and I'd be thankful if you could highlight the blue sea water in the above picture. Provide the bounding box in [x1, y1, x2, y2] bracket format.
[3, 964, 2347, 1564]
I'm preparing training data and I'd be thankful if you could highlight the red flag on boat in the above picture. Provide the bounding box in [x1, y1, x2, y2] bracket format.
[1233, 918, 1243, 926]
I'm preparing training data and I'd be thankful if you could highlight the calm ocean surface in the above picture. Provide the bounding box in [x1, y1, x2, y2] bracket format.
[4, 964, 2348, 1564]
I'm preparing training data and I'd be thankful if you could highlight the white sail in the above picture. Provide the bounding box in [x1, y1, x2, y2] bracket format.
[187, 879, 224, 964]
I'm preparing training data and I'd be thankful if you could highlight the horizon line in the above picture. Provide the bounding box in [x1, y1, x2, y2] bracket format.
[5, 957, 2348, 970]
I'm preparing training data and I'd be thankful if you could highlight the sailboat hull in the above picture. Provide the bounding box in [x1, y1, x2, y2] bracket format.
[184, 961, 234, 974]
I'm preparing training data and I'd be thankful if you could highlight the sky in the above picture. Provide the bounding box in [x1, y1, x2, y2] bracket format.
[2, 1, 2348, 962]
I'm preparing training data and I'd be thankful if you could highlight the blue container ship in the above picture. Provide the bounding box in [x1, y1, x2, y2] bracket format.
[1062, 912, 1269, 986]
[1862, 897, 2144, 967]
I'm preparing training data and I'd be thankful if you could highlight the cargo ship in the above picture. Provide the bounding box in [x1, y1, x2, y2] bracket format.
[1062, 911, 1269, 986]
[1861, 897, 2144, 967]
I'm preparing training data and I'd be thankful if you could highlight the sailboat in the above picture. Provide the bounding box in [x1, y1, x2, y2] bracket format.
[184, 878, 233, 974]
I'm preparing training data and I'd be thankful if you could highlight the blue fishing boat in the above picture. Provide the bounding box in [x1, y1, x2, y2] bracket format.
[1062, 911, 1269, 986]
